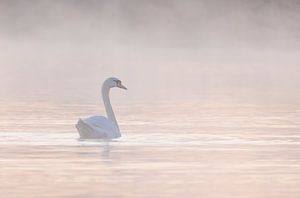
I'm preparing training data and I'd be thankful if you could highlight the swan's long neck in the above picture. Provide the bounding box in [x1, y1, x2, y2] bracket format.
[101, 84, 119, 128]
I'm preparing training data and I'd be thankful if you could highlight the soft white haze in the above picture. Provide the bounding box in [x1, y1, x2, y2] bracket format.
[0, 0, 299, 104]
[1, 1, 300, 198]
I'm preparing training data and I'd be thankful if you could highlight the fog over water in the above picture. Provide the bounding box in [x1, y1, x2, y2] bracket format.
[0, 0, 299, 104]
[1, 2, 300, 198]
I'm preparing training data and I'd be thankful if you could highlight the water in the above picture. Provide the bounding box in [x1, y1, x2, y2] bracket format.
[1, 99, 300, 198]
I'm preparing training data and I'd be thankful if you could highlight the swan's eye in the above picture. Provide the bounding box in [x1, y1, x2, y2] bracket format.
[113, 79, 127, 90]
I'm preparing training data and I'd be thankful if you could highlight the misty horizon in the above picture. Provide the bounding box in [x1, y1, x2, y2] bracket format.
[0, 0, 299, 103]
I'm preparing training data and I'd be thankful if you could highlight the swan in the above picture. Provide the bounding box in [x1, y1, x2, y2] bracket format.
[75, 77, 127, 139]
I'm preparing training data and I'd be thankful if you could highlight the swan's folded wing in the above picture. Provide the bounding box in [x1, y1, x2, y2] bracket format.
[82, 116, 116, 131]
[79, 116, 120, 139]
[76, 119, 107, 139]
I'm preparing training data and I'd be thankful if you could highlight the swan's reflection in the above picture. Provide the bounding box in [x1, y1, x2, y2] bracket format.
[100, 140, 112, 159]
[78, 139, 114, 160]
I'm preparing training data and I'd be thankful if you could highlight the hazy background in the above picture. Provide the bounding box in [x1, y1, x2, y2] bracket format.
[0, 0, 299, 104]
[1, 2, 300, 197]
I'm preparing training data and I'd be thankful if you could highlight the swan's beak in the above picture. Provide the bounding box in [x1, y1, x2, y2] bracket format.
[117, 82, 127, 90]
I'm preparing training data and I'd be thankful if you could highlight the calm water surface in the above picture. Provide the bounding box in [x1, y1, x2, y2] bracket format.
[0, 99, 300, 198]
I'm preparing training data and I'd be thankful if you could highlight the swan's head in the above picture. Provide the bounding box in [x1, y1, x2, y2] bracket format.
[105, 77, 127, 90]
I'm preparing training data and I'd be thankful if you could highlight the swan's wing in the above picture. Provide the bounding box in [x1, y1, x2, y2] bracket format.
[76, 119, 108, 139]
[82, 116, 115, 130]
[78, 116, 120, 139]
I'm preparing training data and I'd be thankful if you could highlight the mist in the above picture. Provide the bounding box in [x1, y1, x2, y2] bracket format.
[1, 0, 299, 104]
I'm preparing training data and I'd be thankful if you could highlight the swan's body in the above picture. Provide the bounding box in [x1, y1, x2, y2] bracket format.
[76, 77, 127, 139]
[76, 116, 120, 139]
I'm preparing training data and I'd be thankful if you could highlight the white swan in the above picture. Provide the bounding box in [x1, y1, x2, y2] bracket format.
[75, 77, 127, 139]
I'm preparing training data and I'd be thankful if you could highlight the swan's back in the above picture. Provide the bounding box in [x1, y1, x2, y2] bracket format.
[76, 116, 120, 139]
